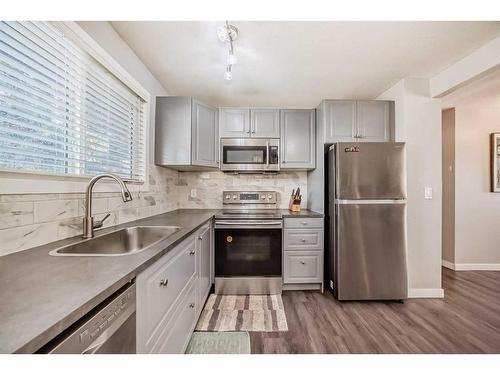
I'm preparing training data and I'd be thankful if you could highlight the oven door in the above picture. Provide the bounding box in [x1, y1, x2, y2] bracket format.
[220, 139, 279, 172]
[215, 221, 282, 277]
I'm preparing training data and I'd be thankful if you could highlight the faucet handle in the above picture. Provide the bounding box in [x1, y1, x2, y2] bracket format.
[93, 213, 111, 229]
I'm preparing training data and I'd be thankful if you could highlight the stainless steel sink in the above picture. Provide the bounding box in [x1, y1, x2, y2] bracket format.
[49, 226, 181, 256]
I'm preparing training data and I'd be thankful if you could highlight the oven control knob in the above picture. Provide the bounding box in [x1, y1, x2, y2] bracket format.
[268, 194, 273, 199]
[261, 195, 266, 200]
[225, 194, 231, 200]
[232, 195, 238, 200]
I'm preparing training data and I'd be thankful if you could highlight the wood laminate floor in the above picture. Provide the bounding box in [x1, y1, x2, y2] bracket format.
[249, 268, 500, 353]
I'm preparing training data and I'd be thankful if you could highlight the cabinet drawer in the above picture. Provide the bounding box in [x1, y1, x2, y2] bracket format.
[284, 251, 323, 283]
[284, 217, 323, 229]
[137, 236, 196, 350]
[284, 229, 323, 250]
[154, 280, 198, 354]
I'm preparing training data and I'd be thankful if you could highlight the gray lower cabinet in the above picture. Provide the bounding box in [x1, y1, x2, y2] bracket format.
[196, 222, 211, 315]
[280, 109, 315, 170]
[283, 217, 324, 289]
[284, 251, 323, 283]
[136, 220, 213, 354]
[219, 108, 251, 137]
[155, 96, 218, 170]
[284, 228, 324, 250]
[320, 99, 393, 143]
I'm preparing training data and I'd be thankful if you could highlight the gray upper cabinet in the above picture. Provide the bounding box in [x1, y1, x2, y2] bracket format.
[324, 100, 357, 142]
[220, 108, 280, 138]
[280, 109, 315, 170]
[192, 100, 218, 167]
[250, 109, 280, 138]
[219, 108, 250, 137]
[356, 100, 391, 142]
[155, 96, 219, 171]
[320, 100, 393, 143]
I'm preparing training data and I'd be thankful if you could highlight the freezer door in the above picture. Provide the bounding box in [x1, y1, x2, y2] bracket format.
[336, 202, 407, 300]
[335, 142, 406, 199]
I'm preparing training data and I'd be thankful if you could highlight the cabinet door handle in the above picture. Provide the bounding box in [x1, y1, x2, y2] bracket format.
[159, 278, 169, 287]
[189, 303, 195, 309]
[300, 261, 306, 265]
[301, 238, 306, 242]
[189, 250, 195, 255]
[301, 221, 308, 225]
[198, 236, 203, 240]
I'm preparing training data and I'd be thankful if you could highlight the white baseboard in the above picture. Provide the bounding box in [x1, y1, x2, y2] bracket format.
[454, 263, 500, 271]
[408, 288, 444, 298]
[442, 260, 455, 270]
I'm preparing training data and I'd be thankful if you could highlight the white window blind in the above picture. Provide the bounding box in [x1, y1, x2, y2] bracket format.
[0, 21, 146, 181]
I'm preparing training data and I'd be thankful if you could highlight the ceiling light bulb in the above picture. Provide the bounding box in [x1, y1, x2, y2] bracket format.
[224, 69, 232, 81]
[228, 53, 237, 65]
[217, 26, 229, 42]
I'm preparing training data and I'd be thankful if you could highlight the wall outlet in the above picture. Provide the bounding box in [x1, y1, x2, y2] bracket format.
[424, 187, 433, 199]
[190, 189, 197, 198]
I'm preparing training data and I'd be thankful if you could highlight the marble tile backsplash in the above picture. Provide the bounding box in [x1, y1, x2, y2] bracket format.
[0, 166, 180, 256]
[174, 170, 307, 209]
[0, 168, 307, 256]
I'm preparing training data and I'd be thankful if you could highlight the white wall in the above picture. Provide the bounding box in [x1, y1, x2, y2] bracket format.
[454, 105, 500, 267]
[441, 70, 500, 270]
[378, 78, 444, 297]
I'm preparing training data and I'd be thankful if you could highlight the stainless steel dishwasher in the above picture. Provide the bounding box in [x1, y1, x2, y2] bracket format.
[43, 282, 136, 354]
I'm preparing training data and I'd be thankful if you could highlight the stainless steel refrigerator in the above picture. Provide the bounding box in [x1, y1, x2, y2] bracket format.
[327, 142, 408, 300]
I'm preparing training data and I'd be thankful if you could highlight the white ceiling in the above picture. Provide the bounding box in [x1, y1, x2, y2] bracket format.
[111, 21, 500, 107]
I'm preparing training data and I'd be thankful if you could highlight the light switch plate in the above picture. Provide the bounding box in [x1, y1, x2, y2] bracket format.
[424, 187, 433, 199]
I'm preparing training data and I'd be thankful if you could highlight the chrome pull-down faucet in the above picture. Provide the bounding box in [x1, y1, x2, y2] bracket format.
[83, 173, 133, 238]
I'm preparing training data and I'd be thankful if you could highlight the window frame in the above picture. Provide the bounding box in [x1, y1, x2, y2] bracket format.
[0, 21, 151, 194]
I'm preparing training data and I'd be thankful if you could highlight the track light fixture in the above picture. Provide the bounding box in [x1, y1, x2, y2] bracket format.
[217, 21, 238, 81]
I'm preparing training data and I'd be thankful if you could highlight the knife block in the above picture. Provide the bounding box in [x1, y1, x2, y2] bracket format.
[288, 196, 301, 212]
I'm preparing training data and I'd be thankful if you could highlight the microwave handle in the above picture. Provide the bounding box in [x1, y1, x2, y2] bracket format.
[266, 141, 269, 168]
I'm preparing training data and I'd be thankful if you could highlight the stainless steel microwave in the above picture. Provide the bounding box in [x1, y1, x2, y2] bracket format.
[220, 138, 280, 172]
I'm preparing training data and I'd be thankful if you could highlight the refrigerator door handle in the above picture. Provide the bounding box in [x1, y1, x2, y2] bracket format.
[335, 199, 406, 204]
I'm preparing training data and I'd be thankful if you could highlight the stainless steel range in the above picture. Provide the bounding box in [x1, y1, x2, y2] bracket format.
[214, 191, 283, 295]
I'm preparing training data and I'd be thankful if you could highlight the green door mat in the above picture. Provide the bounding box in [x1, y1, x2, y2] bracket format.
[185, 332, 251, 354]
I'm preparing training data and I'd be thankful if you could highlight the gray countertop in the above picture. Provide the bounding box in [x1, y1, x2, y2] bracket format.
[0, 209, 218, 354]
[0, 207, 323, 354]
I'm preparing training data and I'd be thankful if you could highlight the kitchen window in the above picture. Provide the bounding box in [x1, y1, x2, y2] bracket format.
[0, 21, 146, 182]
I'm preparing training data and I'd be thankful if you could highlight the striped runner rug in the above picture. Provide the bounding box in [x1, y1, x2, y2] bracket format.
[195, 294, 288, 332]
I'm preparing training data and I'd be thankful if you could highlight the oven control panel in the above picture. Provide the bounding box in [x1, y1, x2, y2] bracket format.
[223, 191, 277, 204]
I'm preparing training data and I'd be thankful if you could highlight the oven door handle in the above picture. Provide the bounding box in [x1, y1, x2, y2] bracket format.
[215, 220, 283, 229]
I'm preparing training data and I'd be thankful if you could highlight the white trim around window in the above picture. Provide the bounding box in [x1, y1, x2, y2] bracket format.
[0, 21, 151, 194]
